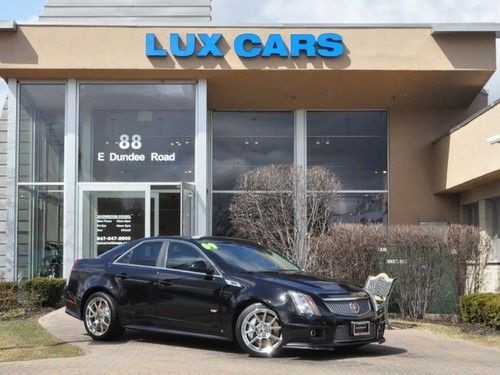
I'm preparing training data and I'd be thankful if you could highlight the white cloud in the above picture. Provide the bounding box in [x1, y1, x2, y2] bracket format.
[214, 0, 500, 23]
[213, 0, 500, 102]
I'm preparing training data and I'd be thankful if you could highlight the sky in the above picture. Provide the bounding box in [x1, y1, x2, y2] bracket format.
[0, 0, 499, 101]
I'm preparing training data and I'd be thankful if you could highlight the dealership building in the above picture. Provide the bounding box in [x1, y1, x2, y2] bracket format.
[0, 1, 499, 289]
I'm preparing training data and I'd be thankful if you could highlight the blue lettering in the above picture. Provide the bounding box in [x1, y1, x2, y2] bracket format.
[290, 34, 317, 57]
[145, 33, 345, 59]
[145, 33, 167, 57]
[317, 33, 344, 58]
[198, 33, 223, 57]
[262, 34, 289, 57]
[234, 33, 262, 58]
[170, 33, 196, 57]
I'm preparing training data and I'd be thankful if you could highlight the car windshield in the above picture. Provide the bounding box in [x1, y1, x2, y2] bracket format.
[196, 240, 300, 273]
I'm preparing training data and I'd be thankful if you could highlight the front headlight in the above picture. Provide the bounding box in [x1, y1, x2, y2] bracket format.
[288, 291, 321, 317]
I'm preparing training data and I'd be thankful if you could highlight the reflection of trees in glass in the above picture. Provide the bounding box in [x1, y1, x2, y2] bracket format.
[229, 164, 341, 269]
[334, 193, 388, 224]
[17, 186, 64, 278]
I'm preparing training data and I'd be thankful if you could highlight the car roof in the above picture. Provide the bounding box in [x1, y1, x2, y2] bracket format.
[142, 235, 259, 246]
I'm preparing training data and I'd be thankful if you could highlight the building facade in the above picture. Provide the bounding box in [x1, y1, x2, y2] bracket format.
[0, 1, 498, 288]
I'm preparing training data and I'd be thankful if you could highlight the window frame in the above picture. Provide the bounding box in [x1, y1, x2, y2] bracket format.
[113, 239, 223, 277]
[77, 82, 197, 184]
[164, 240, 223, 277]
[114, 239, 167, 268]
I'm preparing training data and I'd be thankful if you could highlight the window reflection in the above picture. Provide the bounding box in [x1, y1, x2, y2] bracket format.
[333, 193, 388, 224]
[212, 112, 294, 190]
[17, 186, 64, 279]
[212, 193, 237, 236]
[307, 111, 387, 190]
[19, 85, 65, 183]
[79, 84, 195, 182]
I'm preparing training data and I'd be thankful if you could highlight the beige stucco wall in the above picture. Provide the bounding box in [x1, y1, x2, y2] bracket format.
[0, 25, 496, 227]
[433, 103, 500, 193]
[389, 108, 471, 224]
[0, 26, 495, 73]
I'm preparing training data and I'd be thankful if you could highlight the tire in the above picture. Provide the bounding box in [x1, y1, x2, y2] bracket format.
[235, 303, 283, 357]
[83, 292, 123, 341]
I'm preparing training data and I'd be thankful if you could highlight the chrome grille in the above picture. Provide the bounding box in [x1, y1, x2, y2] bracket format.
[323, 298, 372, 316]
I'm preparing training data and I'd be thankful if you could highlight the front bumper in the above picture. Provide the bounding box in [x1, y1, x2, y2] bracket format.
[281, 317, 386, 350]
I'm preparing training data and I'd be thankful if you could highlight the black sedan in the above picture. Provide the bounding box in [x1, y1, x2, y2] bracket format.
[65, 237, 386, 357]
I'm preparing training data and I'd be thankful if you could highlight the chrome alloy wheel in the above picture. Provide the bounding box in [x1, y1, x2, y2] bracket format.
[241, 307, 282, 355]
[85, 296, 111, 337]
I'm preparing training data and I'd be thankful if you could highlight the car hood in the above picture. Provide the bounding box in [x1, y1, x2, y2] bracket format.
[247, 271, 365, 296]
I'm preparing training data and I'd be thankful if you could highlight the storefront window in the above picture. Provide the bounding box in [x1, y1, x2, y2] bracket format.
[18, 85, 65, 183]
[334, 193, 388, 224]
[79, 84, 195, 182]
[487, 197, 500, 260]
[307, 111, 387, 190]
[17, 186, 64, 279]
[212, 112, 294, 190]
[212, 193, 237, 237]
[462, 203, 479, 227]
[307, 111, 388, 224]
[17, 84, 65, 279]
[212, 112, 293, 236]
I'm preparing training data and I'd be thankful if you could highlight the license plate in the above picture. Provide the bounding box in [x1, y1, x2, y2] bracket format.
[351, 321, 370, 336]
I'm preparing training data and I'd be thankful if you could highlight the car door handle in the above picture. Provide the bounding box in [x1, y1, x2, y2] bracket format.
[115, 273, 128, 280]
[155, 279, 173, 287]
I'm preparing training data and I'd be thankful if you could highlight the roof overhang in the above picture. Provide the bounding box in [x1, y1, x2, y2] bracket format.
[0, 24, 496, 109]
[431, 23, 500, 37]
[0, 21, 17, 31]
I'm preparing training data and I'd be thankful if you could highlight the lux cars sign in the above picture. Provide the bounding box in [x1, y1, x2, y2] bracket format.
[145, 32, 345, 58]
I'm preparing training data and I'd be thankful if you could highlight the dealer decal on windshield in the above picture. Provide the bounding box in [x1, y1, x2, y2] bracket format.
[201, 242, 218, 250]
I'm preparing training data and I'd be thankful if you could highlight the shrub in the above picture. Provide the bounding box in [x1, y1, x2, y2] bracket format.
[460, 293, 500, 329]
[0, 281, 18, 311]
[24, 278, 66, 308]
[313, 224, 489, 319]
[385, 225, 450, 319]
[447, 224, 490, 296]
[313, 224, 386, 285]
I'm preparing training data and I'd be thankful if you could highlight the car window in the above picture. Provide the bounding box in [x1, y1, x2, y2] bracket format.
[166, 242, 207, 272]
[117, 241, 163, 267]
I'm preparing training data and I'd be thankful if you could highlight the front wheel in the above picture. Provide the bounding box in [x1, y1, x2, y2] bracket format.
[235, 303, 283, 357]
[83, 292, 122, 341]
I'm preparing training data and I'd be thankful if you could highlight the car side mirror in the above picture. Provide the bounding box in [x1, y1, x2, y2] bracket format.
[189, 260, 213, 275]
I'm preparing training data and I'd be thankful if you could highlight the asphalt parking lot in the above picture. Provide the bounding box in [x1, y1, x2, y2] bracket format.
[1, 308, 499, 375]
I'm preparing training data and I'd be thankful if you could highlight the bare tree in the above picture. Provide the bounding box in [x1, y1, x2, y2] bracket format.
[229, 164, 341, 269]
[447, 224, 491, 296]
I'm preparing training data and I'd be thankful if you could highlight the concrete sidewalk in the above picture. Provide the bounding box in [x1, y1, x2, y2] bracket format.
[0, 308, 498, 374]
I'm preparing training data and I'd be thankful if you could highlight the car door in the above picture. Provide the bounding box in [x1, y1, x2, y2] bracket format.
[107, 240, 167, 325]
[153, 240, 226, 335]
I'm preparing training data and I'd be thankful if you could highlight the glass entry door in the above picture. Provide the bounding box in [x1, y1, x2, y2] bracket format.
[79, 183, 196, 258]
[150, 189, 181, 236]
[79, 184, 150, 258]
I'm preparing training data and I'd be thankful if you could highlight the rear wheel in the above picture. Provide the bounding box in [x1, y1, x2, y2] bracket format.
[235, 303, 283, 357]
[83, 292, 122, 341]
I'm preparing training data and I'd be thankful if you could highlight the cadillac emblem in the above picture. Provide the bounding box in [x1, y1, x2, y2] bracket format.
[349, 301, 360, 314]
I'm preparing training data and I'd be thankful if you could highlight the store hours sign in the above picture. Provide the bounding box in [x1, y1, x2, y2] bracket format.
[96, 134, 176, 163]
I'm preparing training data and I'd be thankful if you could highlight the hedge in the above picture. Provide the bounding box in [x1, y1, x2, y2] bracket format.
[0, 281, 18, 311]
[460, 293, 500, 329]
[24, 278, 66, 308]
